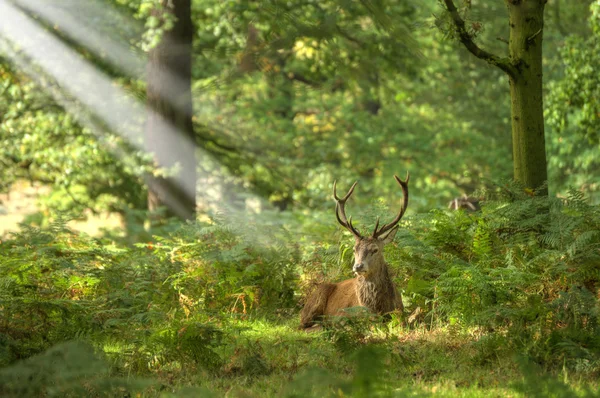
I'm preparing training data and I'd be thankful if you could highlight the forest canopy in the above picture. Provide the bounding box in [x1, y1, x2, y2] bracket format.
[2, 0, 598, 219]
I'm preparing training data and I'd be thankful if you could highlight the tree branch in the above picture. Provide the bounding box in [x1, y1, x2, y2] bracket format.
[442, 0, 517, 78]
[286, 72, 324, 87]
[335, 26, 403, 68]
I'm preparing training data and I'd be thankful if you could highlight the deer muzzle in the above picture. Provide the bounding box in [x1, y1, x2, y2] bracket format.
[353, 263, 366, 274]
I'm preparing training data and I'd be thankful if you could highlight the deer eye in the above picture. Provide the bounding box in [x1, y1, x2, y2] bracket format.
[371, 248, 379, 254]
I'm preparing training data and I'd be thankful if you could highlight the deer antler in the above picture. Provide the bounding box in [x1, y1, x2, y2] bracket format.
[333, 180, 363, 238]
[372, 172, 410, 238]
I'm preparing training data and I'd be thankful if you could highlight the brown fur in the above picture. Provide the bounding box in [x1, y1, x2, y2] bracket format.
[300, 237, 403, 328]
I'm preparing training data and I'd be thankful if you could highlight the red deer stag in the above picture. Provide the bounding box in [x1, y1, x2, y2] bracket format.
[300, 173, 409, 329]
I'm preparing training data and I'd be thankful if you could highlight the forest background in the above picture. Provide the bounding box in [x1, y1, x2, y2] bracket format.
[1, 0, 600, 396]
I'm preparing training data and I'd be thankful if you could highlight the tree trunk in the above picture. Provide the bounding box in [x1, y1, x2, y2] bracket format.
[145, 0, 196, 221]
[507, 0, 548, 195]
[442, 0, 549, 195]
[240, 23, 259, 74]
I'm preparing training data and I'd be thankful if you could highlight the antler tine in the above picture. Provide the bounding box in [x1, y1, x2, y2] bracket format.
[333, 180, 362, 238]
[334, 202, 345, 227]
[373, 171, 410, 238]
[333, 180, 358, 202]
[372, 216, 380, 236]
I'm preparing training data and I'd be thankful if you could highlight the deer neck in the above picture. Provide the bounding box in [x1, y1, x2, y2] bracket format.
[355, 258, 396, 313]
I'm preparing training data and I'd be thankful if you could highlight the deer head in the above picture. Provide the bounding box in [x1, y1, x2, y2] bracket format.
[333, 173, 409, 277]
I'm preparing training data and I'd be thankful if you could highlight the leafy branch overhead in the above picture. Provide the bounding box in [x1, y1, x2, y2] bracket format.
[1, 0, 598, 217]
[440, 0, 517, 77]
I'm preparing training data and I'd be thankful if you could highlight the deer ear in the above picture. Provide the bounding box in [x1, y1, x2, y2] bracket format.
[380, 225, 399, 244]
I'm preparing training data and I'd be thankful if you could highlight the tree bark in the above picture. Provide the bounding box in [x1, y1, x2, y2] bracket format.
[442, 0, 549, 195]
[507, 0, 548, 195]
[145, 0, 196, 221]
[240, 23, 259, 73]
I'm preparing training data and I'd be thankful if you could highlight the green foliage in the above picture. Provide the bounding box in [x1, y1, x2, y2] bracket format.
[321, 307, 381, 352]
[0, 217, 299, 375]
[0, 59, 147, 219]
[390, 183, 600, 371]
[0, 0, 546, 216]
[1, 0, 600, 395]
[0, 341, 149, 397]
[151, 220, 299, 311]
[512, 356, 600, 398]
[546, 1, 600, 201]
[2, 0, 597, 216]
[134, 321, 225, 373]
[284, 345, 394, 397]
[2, 191, 600, 394]
[137, 0, 177, 50]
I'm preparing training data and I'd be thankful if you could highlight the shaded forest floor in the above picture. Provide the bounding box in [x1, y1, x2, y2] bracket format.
[151, 317, 593, 397]
[2, 314, 599, 397]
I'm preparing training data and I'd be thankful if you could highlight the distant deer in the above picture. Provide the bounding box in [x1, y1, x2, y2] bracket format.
[300, 173, 409, 329]
[448, 195, 480, 212]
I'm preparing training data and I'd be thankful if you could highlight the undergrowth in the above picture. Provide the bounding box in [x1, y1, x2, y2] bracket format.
[1, 183, 600, 396]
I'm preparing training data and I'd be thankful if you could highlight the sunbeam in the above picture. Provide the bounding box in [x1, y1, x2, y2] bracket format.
[13, 0, 145, 77]
[0, 0, 273, 222]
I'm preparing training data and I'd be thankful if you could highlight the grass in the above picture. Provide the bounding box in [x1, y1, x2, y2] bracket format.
[2, 304, 598, 396]
[82, 315, 596, 397]
[2, 296, 599, 396]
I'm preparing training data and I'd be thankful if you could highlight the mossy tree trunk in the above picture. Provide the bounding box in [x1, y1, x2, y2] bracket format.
[507, 0, 548, 195]
[145, 0, 196, 221]
[443, 0, 549, 195]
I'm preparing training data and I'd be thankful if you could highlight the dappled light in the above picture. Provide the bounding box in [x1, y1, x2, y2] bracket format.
[1, 0, 600, 396]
